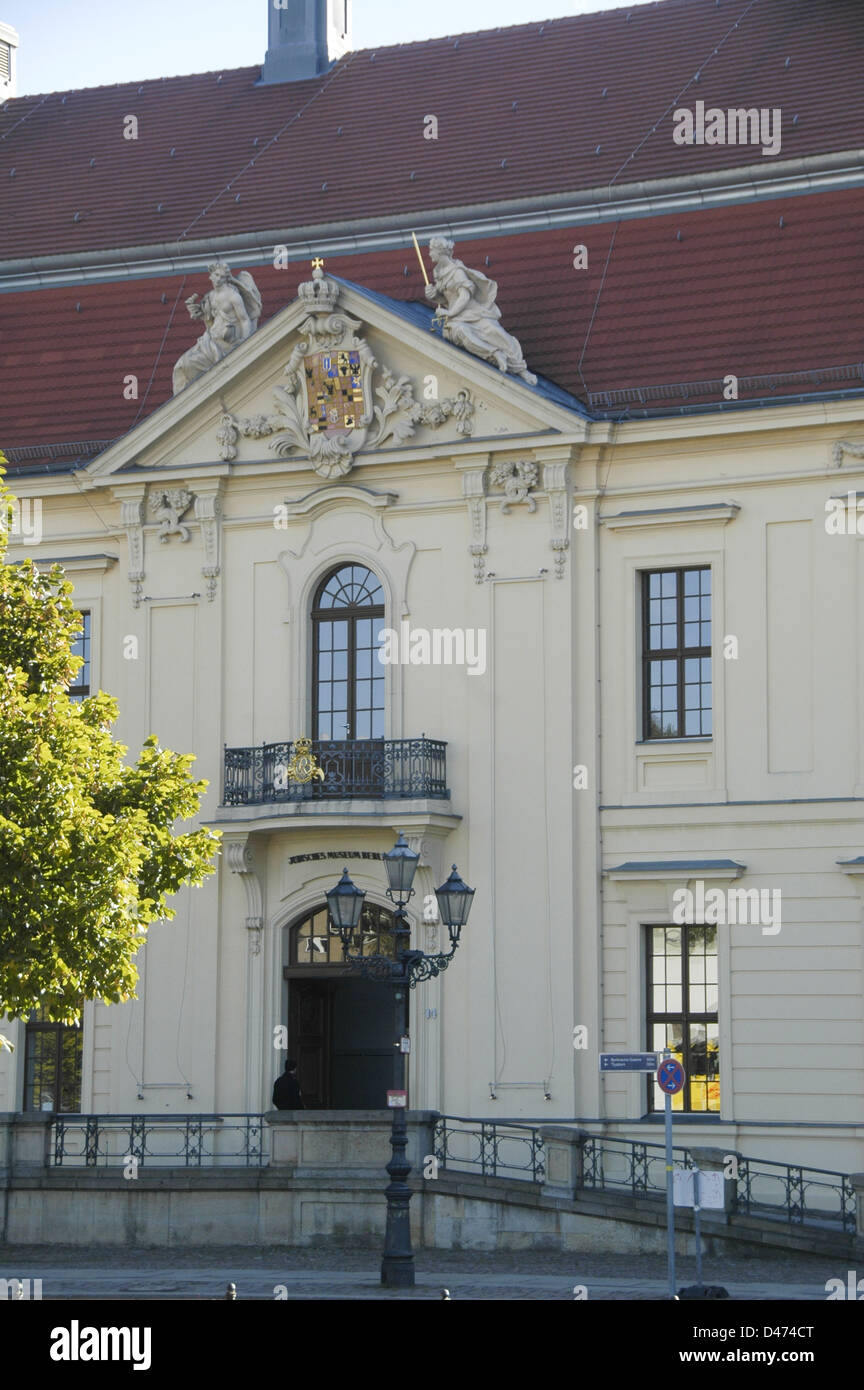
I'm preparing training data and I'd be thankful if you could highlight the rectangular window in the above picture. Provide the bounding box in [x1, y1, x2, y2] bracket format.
[647, 924, 719, 1114]
[69, 610, 91, 700]
[642, 567, 711, 738]
[23, 1007, 83, 1112]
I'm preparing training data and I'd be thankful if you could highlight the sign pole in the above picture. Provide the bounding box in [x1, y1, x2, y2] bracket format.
[664, 1049, 676, 1299]
[693, 1166, 703, 1286]
[601, 1048, 682, 1299]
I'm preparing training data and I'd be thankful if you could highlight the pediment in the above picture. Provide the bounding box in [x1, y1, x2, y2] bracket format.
[82, 268, 587, 483]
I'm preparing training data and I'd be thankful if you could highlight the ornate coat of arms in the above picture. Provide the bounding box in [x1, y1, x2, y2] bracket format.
[217, 261, 475, 479]
[306, 349, 364, 432]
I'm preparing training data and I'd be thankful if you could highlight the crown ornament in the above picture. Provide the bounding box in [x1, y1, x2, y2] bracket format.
[298, 258, 341, 314]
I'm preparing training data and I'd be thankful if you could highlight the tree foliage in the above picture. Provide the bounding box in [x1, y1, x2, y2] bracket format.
[0, 456, 220, 1034]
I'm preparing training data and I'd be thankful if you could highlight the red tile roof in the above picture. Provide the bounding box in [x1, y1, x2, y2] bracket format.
[1, 0, 862, 262]
[2, 188, 862, 470]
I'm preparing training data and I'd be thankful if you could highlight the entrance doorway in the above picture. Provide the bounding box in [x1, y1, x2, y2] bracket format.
[287, 977, 394, 1109]
[282, 901, 400, 1110]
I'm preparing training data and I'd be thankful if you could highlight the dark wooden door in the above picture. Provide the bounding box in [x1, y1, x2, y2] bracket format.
[285, 975, 394, 1109]
[289, 979, 331, 1108]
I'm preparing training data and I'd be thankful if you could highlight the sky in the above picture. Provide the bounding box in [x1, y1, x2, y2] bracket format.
[4, 0, 661, 95]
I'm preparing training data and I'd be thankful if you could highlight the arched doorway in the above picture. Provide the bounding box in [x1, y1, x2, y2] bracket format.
[282, 901, 398, 1109]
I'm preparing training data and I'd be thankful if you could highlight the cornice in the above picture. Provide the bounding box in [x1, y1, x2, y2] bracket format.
[601, 502, 740, 531]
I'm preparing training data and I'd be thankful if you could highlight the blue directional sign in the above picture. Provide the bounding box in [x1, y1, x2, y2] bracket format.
[657, 1057, 686, 1094]
[599, 1052, 659, 1073]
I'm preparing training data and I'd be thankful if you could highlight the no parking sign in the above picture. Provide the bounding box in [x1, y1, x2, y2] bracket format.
[657, 1057, 685, 1094]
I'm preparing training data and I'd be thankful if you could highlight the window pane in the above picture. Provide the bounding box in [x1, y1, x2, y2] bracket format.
[643, 569, 712, 742]
[25, 1018, 82, 1113]
[648, 925, 718, 1114]
[69, 610, 91, 700]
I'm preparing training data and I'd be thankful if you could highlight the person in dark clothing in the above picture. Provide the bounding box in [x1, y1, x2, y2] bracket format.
[272, 1058, 304, 1110]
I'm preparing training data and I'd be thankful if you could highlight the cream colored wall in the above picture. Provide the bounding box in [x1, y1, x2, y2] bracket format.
[1, 360, 862, 1174]
[590, 415, 864, 1158]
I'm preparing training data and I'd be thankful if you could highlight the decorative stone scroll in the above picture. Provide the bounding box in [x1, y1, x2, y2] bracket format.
[226, 837, 264, 957]
[544, 461, 570, 579]
[194, 486, 224, 602]
[149, 487, 193, 542]
[113, 482, 224, 605]
[489, 459, 538, 513]
[461, 466, 488, 584]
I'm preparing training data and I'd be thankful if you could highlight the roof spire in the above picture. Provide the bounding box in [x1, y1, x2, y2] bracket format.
[261, 0, 352, 85]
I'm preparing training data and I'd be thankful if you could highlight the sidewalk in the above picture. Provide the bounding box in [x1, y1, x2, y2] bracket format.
[0, 1244, 839, 1301]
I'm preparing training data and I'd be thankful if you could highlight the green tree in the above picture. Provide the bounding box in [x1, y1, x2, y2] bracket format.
[0, 456, 220, 1047]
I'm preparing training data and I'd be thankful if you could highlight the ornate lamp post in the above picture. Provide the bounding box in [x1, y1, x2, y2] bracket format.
[325, 833, 474, 1288]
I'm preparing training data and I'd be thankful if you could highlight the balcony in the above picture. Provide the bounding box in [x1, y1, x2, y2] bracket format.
[222, 737, 448, 806]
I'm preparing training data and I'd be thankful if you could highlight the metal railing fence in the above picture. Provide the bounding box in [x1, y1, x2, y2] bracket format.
[52, 1114, 267, 1168]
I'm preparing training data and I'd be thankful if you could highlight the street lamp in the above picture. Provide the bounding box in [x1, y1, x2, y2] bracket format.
[326, 834, 474, 1288]
[325, 867, 366, 936]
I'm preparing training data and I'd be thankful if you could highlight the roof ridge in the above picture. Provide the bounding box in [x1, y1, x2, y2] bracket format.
[1, 0, 684, 103]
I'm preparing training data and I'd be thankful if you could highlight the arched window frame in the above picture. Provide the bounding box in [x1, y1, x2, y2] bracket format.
[276, 495, 417, 745]
[287, 900, 399, 970]
[311, 563, 386, 742]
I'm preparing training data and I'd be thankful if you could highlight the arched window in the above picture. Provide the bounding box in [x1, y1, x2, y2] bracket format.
[312, 564, 385, 740]
[289, 901, 398, 966]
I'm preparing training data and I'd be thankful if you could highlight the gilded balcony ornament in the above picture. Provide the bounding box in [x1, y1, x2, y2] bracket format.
[285, 736, 325, 784]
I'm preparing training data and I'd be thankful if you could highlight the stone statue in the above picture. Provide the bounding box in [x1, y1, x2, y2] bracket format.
[172, 263, 262, 394]
[424, 237, 537, 385]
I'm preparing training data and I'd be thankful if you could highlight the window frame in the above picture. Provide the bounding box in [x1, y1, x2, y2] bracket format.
[645, 923, 720, 1115]
[22, 1008, 83, 1113]
[641, 566, 712, 740]
[311, 565, 385, 742]
[287, 901, 398, 971]
[69, 609, 91, 701]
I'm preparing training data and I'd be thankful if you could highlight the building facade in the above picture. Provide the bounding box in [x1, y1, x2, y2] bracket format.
[1, 0, 863, 1176]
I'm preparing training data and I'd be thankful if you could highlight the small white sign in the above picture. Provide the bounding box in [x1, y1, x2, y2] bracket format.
[673, 1168, 725, 1210]
[399, 1036, 411, 1054]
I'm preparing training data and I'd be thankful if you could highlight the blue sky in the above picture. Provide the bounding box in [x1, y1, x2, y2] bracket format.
[5, 0, 660, 95]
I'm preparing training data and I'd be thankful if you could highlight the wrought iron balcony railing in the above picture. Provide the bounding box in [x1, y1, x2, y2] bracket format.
[222, 737, 448, 806]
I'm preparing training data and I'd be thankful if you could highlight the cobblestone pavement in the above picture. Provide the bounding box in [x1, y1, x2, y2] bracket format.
[0, 1244, 841, 1300]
